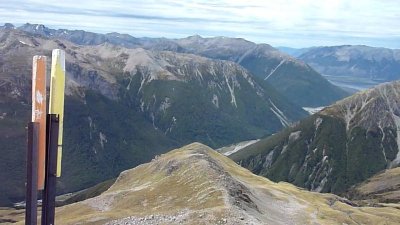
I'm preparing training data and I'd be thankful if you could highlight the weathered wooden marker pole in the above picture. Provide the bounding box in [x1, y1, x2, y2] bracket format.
[41, 49, 65, 225]
[26, 55, 47, 225]
[25, 50, 65, 225]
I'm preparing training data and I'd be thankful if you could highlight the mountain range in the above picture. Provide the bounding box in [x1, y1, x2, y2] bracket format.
[231, 81, 400, 195]
[298, 45, 400, 81]
[0, 26, 314, 205]
[7, 23, 349, 107]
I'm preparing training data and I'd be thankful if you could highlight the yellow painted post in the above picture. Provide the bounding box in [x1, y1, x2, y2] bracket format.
[49, 49, 65, 177]
[32, 56, 46, 190]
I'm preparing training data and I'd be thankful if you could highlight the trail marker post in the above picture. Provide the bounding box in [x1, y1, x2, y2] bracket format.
[25, 49, 65, 225]
[32, 56, 47, 190]
[41, 49, 65, 225]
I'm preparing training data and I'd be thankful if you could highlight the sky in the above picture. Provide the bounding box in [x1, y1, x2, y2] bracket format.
[0, 0, 399, 48]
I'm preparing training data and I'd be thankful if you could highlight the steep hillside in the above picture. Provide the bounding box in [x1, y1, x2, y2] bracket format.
[0, 30, 177, 205]
[176, 36, 349, 107]
[8, 23, 349, 107]
[299, 45, 400, 81]
[6, 142, 400, 224]
[0, 29, 307, 206]
[82, 44, 307, 145]
[346, 167, 400, 205]
[231, 81, 400, 194]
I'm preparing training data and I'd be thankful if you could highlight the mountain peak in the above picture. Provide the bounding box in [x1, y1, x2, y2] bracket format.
[18, 23, 52, 36]
[323, 81, 400, 131]
[19, 23, 48, 30]
[0, 23, 15, 30]
[186, 34, 203, 39]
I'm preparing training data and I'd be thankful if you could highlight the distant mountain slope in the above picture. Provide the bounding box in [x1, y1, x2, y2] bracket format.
[6, 142, 399, 224]
[175, 36, 349, 107]
[7, 23, 349, 107]
[276, 46, 315, 57]
[81, 43, 307, 144]
[299, 45, 400, 81]
[231, 81, 400, 194]
[0, 29, 307, 206]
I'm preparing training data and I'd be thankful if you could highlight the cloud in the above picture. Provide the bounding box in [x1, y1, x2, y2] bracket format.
[0, 0, 399, 48]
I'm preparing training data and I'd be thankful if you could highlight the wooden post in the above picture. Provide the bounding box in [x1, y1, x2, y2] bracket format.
[49, 49, 65, 178]
[41, 114, 59, 225]
[32, 56, 47, 190]
[25, 122, 39, 225]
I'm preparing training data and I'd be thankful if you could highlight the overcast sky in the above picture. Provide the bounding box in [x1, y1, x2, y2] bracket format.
[1, 0, 399, 48]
